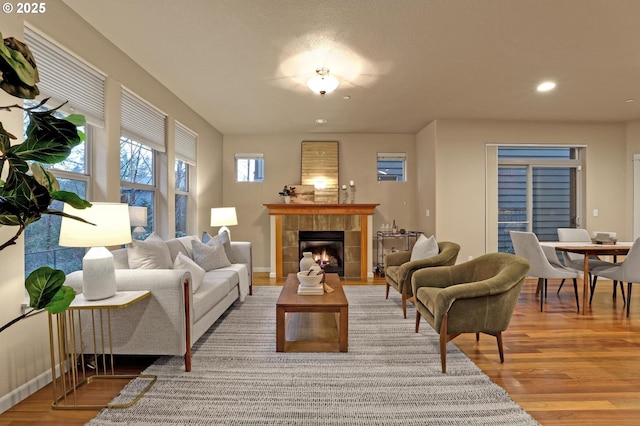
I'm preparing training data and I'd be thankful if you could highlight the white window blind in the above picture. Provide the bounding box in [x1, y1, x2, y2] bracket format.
[24, 27, 105, 127]
[377, 152, 406, 181]
[234, 153, 264, 160]
[175, 122, 197, 165]
[121, 89, 166, 152]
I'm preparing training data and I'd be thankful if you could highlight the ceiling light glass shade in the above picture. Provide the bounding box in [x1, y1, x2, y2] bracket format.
[59, 202, 132, 300]
[537, 81, 556, 92]
[307, 67, 339, 96]
[211, 207, 238, 238]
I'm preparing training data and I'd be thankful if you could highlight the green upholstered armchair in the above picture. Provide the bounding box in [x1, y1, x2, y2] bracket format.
[411, 252, 530, 373]
[384, 241, 460, 318]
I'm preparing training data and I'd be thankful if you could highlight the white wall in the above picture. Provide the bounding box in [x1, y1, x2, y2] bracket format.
[0, 3, 223, 410]
[221, 133, 417, 269]
[415, 121, 437, 234]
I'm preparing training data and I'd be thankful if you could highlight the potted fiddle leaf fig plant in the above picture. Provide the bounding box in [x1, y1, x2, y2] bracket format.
[0, 31, 92, 333]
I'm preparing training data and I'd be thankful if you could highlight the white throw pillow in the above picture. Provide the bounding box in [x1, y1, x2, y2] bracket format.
[174, 251, 205, 293]
[127, 235, 172, 269]
[192, 237, 231, 271]
[410, 234, 439, 262]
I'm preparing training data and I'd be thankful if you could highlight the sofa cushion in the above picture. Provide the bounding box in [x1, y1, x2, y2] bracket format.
[174, 251, 205, 293]
[193, 276, 235, 322]
[192, 237, 231, 271]
[128, 235, 172, 269]
[386, 265, 401, 285]
[410, 234, 439, 262]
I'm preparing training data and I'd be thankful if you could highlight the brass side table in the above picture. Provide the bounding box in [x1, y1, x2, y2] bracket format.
[49, 290, 157, 409]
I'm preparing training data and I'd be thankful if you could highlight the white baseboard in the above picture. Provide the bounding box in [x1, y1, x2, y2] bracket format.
[253, 267, 271, 273]
[0, 368, 52, 414]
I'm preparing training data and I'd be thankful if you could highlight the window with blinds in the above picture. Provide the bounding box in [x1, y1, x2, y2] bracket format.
[121, 89, 166, 152]
[175, 122, 197, 165]
[377, 152, 406, 181]
[24, 27, 105, 127]
[235, 153, 264, 182]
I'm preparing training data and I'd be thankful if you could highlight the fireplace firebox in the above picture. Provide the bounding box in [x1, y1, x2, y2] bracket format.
[298, 231, 344, 276]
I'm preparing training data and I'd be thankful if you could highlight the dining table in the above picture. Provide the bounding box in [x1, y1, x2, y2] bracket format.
[539, 241, 633, 314]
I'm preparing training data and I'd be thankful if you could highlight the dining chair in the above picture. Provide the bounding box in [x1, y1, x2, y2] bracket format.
[510, 231, 581, 312]
[590, 237, 640, 317]
[556, 228, 624, 305]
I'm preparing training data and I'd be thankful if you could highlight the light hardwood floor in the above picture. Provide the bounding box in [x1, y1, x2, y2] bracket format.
[1, 274, 639, 425]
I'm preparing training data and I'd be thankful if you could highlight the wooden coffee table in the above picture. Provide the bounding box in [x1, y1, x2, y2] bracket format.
[276, 273, 348, 352]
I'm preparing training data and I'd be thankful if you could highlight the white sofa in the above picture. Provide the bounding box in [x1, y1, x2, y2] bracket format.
[64, 235, 252, 371]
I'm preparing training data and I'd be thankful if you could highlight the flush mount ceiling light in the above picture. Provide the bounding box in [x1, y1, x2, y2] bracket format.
[315, 118, 327, 124]
[537, 81, 556, 92]
[307, 67, 339, 96]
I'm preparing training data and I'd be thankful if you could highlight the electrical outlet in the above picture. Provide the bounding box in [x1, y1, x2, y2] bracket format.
[593, 209, 599, 217]
[425, 209, 430, 217]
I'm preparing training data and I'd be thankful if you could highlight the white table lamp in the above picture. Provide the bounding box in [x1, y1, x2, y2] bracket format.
[211, 207, 238, 238]
[59, 202, 132, 300]
[129, 205, 148, 236]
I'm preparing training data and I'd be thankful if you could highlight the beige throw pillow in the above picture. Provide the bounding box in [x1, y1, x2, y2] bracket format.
[174, 251, 205, 293]
[410, 234, 439, 262]
[192, 237, 231, 271]
[127, 235, 172, 269]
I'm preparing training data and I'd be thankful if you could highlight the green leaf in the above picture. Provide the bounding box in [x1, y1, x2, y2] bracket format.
[0, 33, 37, 86]
[0, 195, 24, 225]
[12, 135, 74, 164]
[31, 164, 60, 192]
[64, 114, 86, 127]
[50, 191, 92, 209]
[0, 33, 39, 99]
[0, 122, 16, 154]
[44, 285, 76, 315]
[26, 267, 66, 310]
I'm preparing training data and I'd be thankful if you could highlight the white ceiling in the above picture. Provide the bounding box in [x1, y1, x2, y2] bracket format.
[63, 0, 640, 135]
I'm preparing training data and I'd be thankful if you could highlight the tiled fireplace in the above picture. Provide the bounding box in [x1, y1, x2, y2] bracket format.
[263, 204, 378, 280]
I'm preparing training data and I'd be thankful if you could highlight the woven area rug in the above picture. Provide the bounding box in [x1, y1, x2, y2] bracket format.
[89, 286, 539, 425]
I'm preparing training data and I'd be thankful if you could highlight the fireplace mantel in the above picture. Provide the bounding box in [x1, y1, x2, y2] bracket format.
[263, 203, 378, 215]
[264, 204, 379, 279]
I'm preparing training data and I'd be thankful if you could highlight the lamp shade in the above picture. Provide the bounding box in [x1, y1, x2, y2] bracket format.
[210, 207, 238, 227]
[59, 202, 132, 247]
[128, 206, 148, 227]
[59, 202, 131, 300]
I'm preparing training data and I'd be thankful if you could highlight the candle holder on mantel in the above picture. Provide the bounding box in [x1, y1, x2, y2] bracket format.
[350, 184, 356, 204]
[341, 186, 349, 204]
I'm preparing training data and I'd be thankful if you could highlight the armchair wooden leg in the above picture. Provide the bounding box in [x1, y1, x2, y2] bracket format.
[439, 314, 448, 373]
[401, 286, 407, 319]
[496, 332, 504, 363]
[385, 282, 389, 299]
[572, 278, 580, 313]
[415, 312, 421, 333]
[475, 332, 480, 342]
[627, 283, 633, 317]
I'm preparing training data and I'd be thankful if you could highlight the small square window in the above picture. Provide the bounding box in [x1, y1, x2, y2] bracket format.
[377, 152, 406, 181]
[235, 153, 264, 182]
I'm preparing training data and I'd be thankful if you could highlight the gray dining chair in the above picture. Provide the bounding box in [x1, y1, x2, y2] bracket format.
[591, 237, 640, 317]
[557, 228, 623, 305]
[510, 231, 581, 312]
